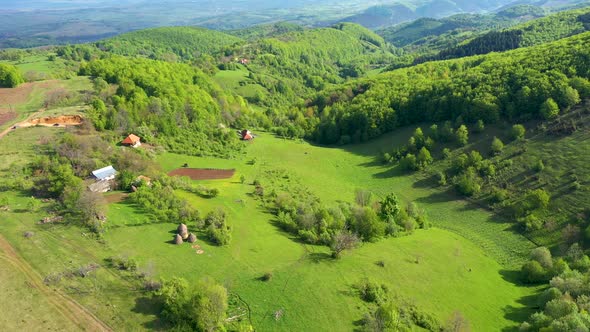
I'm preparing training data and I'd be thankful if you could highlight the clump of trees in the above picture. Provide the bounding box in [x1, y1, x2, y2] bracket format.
[355, 278, 442, 331]
[155, 277, 234, 331]
[268, 185, 429, 256]
[0, 63, 24, 87]
[520, 244, 590, 331]
[202, 209, 232, 246]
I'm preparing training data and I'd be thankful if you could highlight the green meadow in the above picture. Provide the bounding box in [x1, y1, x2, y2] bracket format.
[106, 131, 538, 330]
[0, 125, 541, 331]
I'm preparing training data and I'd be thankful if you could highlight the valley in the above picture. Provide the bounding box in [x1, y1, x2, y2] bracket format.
[1, 3, 590, 331]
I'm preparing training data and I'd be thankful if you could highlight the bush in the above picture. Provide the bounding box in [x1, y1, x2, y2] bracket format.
[510, 124, 526, 140]
[474, 119, 485, 133]
[400, 153, 418, 171]
[489, 187, 508, 204]
[261, 272, 273, 282]
[521, 260, 547, 283]
[453, 169, 481, 197]
[490, 137, 504, 155]
[356, 279, 388, 304]
[455, 125, 469, 146]
[540, 98, 560, 120]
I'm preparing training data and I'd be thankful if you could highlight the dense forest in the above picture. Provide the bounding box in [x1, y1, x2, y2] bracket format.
[426, 6, 590, 61]
[95, 27, 243, 62]
[79, 56, 257, 157]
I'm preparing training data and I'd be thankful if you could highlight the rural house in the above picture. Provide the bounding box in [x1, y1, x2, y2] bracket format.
[121, 134, 141, 147]
[241, 129, 254, 140]
[89, 165, 117, 193]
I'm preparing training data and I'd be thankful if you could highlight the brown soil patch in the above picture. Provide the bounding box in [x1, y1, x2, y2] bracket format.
[0, 83, 34, 105]
[168, 168, 235, 180]
[0, 111, 17, 127]
[0, 81, 57, 106]
[28, 115, 83, 126]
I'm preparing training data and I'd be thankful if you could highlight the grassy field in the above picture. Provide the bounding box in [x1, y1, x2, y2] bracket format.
[0, 125, 542, 331]
[137, 131, 539, 330]
[214, 66, 268, 100]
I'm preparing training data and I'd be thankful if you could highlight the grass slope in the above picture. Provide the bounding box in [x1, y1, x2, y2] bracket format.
[138, 131, 540, 330]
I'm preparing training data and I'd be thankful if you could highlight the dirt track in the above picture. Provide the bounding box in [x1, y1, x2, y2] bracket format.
[0, 234, 112, 331]
[168, 168, 236, 180]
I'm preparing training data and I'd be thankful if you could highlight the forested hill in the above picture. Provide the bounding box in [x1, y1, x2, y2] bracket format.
[302, 31, 590, 144]
[378, 5, 546, 48]
[233, 23, 396, 106]
[95, 27, 243, 61]
[427, 6, 590, 61]
[226, 22, 305, 41]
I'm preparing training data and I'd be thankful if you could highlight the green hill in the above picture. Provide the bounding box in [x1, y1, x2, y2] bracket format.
[378, 5, 545, 48]
[226, 22, 304, 41]
[430, 6, 590, 61]
[95, 27, 243, 61]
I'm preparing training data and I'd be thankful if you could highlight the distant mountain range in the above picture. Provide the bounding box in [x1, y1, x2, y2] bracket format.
[1, 0, 589, 48]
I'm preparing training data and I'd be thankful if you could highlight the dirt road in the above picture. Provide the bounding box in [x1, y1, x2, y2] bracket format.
[0, 234, 112, 331]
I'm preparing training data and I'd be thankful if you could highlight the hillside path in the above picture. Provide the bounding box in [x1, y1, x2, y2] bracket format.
[0, 233, 113, 331]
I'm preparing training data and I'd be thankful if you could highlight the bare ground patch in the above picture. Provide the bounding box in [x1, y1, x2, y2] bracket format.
[168, 168, 236, 180]
[0, 111, 17, 127]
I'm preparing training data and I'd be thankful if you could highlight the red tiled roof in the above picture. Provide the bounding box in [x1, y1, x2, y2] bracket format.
[122, 134, 140, 145]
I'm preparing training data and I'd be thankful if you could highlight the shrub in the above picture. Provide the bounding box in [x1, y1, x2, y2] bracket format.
[400, 153, 418, 171]
[356, 279, 388, 304]
[474, 119, 485, 133]
[489, 187, 508, 204]
[261, 272, 273, 282]
[490, 137, 504, 155]
[453, 169, 481, 197]
[521, 260, 547, 283]
[530, 247, 553, 269]
[416, 147, 433, 168]
[455, 125, 469, 146]
[540, 98, 560, 120]
[533, 159, 545, 172]
[510, 124, 526, 140]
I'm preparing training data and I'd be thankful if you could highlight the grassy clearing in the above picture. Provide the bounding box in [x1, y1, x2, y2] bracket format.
[141, 131, 540, 330]
[158, 130, 536, 267]
[105, 194, 538, 331]
[0, 125, 541, 330]
[214, 67, 267, 99]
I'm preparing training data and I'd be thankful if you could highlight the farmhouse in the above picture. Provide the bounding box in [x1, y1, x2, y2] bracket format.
[239, 58, 249, 65]
[241, 129, 254, 140]
[121, 134, 141, 147]
[89, 165, 117, 193]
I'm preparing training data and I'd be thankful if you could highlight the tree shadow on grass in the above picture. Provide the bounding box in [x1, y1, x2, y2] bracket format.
[371, 164, 406, 179]
[132, 296, 166, 330]
[415, 188, 457, 204]
[412, 173, 439, 189]
[308, 252, 332, 264]
[499, 269, 544, 331]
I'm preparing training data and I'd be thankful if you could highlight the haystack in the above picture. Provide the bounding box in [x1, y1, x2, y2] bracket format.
[177, 223, 189, 240]
[188, 233, 197, 243]
[174, 234, 183, 245]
